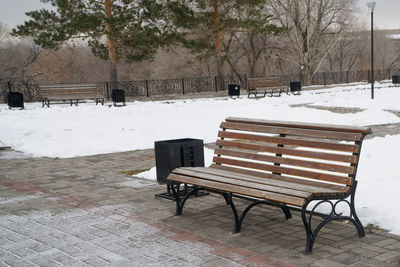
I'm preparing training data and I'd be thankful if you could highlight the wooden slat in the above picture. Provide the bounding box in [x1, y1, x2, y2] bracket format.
[213, 157, 352, 185]
[218, 131, 359, 152]
[175, 167, 348, 197]
[41, 87, 97, 90]
[40, 84, 97, 88]
[248, 78, 282, 88]
[167, 173, 307, 207]
[171, 169, 311, 199]
[214, 148, 354, 174]
[216, 139, 357, 163]
[225, 117, 371, 135]
[220, 122, 362, 142]
[41, 89, 98, 93]
[210, 164, 350, 194]
[249, 83, 282, 88]
[45, 96, 103, 101]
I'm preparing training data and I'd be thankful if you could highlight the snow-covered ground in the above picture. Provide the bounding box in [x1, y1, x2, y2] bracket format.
[1, 81, 400, 234]
[1, 81, 399, 158]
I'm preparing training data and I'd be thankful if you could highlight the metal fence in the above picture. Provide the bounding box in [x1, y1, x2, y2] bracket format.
[1, 68, 399, 102]
[98, 75, 247, 99]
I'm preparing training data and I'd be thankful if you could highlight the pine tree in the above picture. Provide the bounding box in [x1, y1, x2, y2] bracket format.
[12, 0, 193, 84]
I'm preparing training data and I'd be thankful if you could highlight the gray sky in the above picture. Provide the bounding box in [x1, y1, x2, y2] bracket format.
[0, 0, 399, 30]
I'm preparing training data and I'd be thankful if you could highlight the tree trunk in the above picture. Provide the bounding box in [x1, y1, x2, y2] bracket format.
[213, 0, 224, 91]
[108, 60, 118, 88]
[105, 0, 118, 87]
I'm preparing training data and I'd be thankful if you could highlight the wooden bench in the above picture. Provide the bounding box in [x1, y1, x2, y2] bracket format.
[247, 77, 289, 98]
[39, 83, 105, 107]
[167, 117, 371, 253]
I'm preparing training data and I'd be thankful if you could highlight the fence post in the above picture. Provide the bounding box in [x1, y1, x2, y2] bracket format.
[368, 70, 370, 82]
[145, 80, 149, 97]
[105, 82, 110, 100]
[181, 78, 185, 95]
[346, 71, 349, 84]
[244, 74, 247, 89]
[323, 72, 326, 86]
[214, 76, 218, 92]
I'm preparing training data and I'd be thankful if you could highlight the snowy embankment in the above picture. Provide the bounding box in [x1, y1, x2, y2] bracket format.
[1, 81, 400, 234]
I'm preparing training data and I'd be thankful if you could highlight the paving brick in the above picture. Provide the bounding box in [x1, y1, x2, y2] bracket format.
[374, 251, 400, 262]
[312, 258, 347, 267]
[2, 144, 400, 267]
[373, 239, 398, 248]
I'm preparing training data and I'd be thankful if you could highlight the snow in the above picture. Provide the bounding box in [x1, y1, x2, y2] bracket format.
[356, 135, 400, 232]
[1, 80, 400, 235]
[1, 81, 399, 158]
[387, 34, 400, 40]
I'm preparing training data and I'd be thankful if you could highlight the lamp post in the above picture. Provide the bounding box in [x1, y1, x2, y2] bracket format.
[367, 2, 376, 99]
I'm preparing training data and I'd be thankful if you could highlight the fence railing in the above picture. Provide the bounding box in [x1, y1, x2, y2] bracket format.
[1, 68, 399, 102]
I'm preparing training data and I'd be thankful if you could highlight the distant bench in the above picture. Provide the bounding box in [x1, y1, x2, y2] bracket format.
[167, 117, 371, 253]
[39, 83, 105, 107]
[247, 77, 289, 98]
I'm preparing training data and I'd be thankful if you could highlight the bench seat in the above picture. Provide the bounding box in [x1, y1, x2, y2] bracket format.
[167, 117, 371, 253]
[170, 166, 351, 207]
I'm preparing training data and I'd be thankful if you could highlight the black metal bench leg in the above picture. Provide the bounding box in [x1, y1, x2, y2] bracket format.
[301, 203, 314, 253]
[235, 200, 264, 233]
[350, 181, 365, 237]
[42, 99, 50, 108]
[226, 193, 240, 233]
[222, 193, 230, 205]
[170, 182, 182, 215]
[301, 185, 365, 253]
[281, 205, 292, 220]
[170, 182, 199, 216]
[228, 198, 289, 233]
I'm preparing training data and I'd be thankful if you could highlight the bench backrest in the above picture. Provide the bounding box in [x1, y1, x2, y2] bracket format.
[213, 117, 371, 188]
[248, 77, 282, 89]
[39, 84, 100, 97]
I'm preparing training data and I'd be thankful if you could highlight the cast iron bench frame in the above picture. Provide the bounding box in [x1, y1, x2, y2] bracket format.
[247, 77, 289, 98]
[167, 117, 371, 253]
[39, 83, 105, 107]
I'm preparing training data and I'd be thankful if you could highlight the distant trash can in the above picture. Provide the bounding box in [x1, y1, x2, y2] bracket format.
[290, 82, 301, 94]
[7, 92, 24, 109]
[155, 138, 204, 184]
[392, 75, 400, 85]
[228, 84, 240, 96]
[111, 89, 125, 106]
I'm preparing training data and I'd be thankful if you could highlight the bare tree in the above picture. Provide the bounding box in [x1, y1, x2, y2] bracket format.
[326, 32, 364, 72]
[269, 0, 355, 83]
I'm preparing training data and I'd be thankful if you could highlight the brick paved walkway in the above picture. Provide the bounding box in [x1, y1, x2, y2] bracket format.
[1, 144, 400, 266]
[1, 101, 400, 266]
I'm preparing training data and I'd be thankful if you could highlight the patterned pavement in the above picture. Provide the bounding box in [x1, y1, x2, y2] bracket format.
[1, 101, 400, 266]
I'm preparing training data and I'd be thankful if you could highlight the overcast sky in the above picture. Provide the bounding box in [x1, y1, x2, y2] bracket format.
[0, 0, 399, 30]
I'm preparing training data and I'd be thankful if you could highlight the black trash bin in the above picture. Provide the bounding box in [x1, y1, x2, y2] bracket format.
[290, 82, 301, 95]
[392, 75, 400, 86]
[154, 138, 206, 200]
[228, 84, 240, 96]
[7, 92, 24, 109]
[111, 89, 126, 106]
